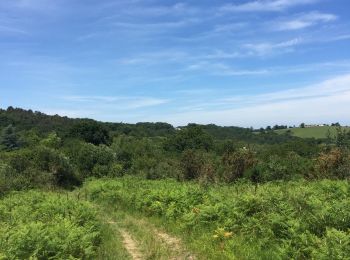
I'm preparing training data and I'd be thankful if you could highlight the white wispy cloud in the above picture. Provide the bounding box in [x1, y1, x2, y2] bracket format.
[187, 61, 270, 76]
[213, 23, 248, 33]
[243, 38, 302, 56]
[219, 0, 318, 13]
[186, 59, 350, 78]
[118, 51, 188, 65]
[117, 3, 198, 17]
[146, 73, 350, 127]
[222, 73, 350, 105]
[112, 18, 199, 31]
[271, 12, 337, 31]
[0, 25, 27, 35]
[62, 95, 169, 109]
[0, 0, 59, 11]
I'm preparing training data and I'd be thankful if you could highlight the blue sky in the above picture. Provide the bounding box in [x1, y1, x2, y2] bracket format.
[1, 0, 350, 127]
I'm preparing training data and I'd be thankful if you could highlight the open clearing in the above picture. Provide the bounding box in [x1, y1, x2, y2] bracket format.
[275, 126, 350, 139]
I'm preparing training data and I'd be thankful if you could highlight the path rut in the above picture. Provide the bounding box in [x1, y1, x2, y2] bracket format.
[120, 229, 144, 260]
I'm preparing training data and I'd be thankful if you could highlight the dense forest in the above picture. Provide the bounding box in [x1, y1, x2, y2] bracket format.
[1, 106, 350, 259]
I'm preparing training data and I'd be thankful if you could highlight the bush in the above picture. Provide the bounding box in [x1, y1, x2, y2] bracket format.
[165, 125, 214, 152]
[251, 152, 312, 182]
[222, 147, 256, 182]
[73, 143, 116, 178]
[33, 146, 79, 187]
[69, 121, 110, 145]
[181, 149, 204, 180]
[314, 148, 350, 179]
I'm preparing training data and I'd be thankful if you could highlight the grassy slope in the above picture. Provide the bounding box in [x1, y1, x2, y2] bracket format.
[275, 126, 350, 139]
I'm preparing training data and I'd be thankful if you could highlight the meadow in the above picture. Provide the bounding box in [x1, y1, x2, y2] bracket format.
[275, 126, 350, 139]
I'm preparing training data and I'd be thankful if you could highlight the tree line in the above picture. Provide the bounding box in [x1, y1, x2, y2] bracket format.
[0, 107, 349, 195]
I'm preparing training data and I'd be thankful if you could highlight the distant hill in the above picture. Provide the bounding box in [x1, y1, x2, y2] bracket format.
[0, 106, 311, 144]
[275, 126, 350, 139]
[0, 107, 175, 137]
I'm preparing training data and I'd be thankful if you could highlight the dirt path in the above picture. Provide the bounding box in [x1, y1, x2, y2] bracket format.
[120, 229, 144, 260]
[155, 230, 196, 260]
[156, 230, 181, 251]
[104, 212, 195, 260]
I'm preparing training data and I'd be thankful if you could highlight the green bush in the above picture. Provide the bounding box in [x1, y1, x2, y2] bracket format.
[251, 152, 312, 182]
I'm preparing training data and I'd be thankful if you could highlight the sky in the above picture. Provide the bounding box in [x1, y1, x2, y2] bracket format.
[1, 0, 350, 127]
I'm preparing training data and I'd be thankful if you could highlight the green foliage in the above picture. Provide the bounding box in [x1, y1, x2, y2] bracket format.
[0, 161, 54, 195]
[40, 131, 62, 149]
[70, 121, 111, 145]
[33, 146, 79, 187]
[0, 191, 101, 259]
[71, 142, 116, 178]
[111, 135, 168, 177]
[83, 178, 350, 259]
[222, 147, 257, 182]
[181, 149, 204, 180]
[180, 149, 216, 182]
[251, 152, 313, 182]
[20, 129, 41, 148]
[335, 126, 350, 148]
[0, 125, 21, 151]
[166, 124, 214, 152]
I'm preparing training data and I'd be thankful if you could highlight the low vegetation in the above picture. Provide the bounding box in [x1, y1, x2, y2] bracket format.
[83, 177, 350, 259]
[0, 191, 101, 259]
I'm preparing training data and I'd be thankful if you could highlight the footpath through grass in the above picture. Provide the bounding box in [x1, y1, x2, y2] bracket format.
[1, 178, 350, 259]
[82, 177, 350, 260]
[95, 206, 195, 260]
[0, 188, 196, 260]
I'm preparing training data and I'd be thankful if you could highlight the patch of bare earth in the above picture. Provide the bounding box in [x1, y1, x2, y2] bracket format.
[120, 229, 144, 260]
[155, 230, 196, 260]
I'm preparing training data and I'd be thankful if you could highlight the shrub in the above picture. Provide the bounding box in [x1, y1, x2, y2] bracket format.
[73, 143, 116, 178]
[181, 149, 204, 180]
[69, 121, 110, 145]
[33, 146, 79, 187]
[165, 125, 214, 152]
[251, 152, 312, 182]
[222, 147, 256, 182]
[314, 148, 350, 179]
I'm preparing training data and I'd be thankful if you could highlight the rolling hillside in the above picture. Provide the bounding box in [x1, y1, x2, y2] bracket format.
[275, 126, 350, 139]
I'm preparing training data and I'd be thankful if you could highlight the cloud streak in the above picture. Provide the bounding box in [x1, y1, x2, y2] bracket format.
[219, 0, 318, 13]
[62, 95, 169, 109]
[146, 74, 350, 126]
[270, 12, 337, 31]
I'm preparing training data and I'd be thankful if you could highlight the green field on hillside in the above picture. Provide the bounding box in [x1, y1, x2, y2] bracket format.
[275, 126, 350, 139]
